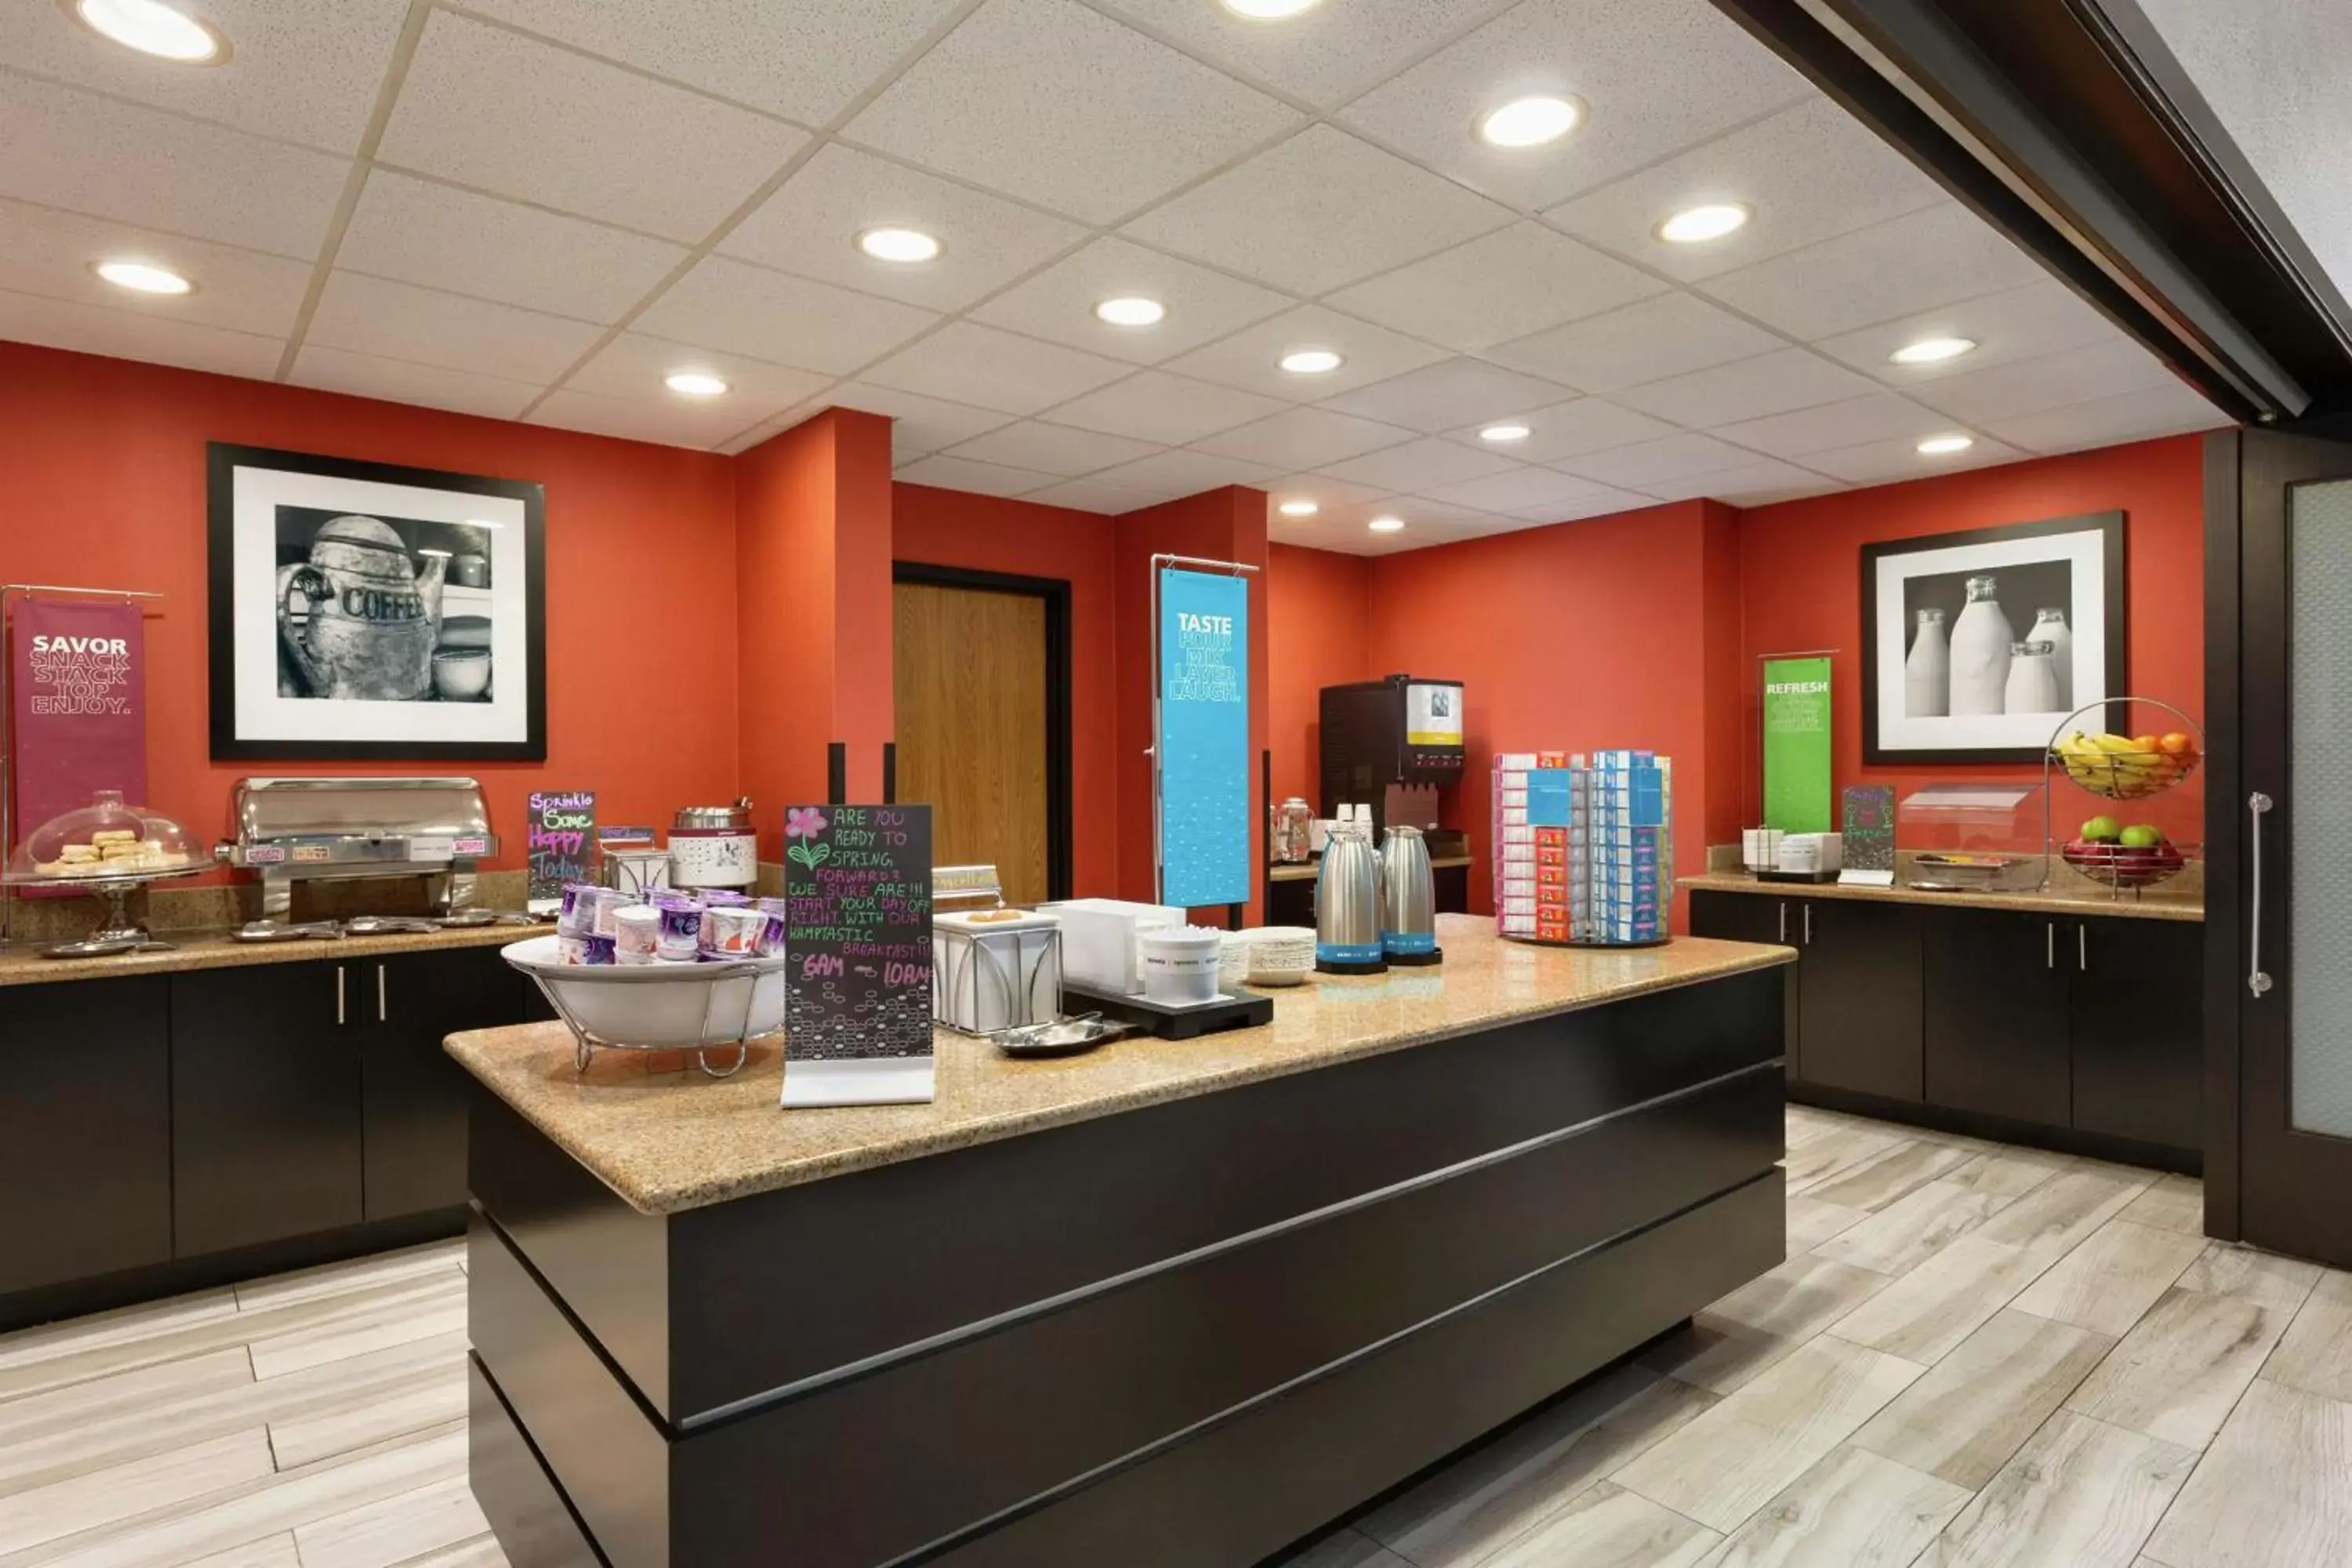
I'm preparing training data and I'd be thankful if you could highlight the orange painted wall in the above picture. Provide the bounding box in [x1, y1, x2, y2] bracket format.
[1739, 434, 2206, 825]
[0, 341, 739, 874]
[890, 482, 1121, 898]
[1266, 543, 1372, 811]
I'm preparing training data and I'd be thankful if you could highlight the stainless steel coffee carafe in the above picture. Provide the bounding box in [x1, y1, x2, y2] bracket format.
[1380, 825, 1440, 965]
[1315, 822, 1387, 975]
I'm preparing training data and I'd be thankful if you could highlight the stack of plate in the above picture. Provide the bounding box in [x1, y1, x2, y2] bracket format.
[1242, 926, 1318, 987]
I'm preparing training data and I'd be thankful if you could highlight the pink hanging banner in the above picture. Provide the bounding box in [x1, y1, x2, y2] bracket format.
[9, 597, 148, 847]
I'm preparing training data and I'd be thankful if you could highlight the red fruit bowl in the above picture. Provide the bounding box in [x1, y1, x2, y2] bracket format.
[2061, 838, 2188, 890]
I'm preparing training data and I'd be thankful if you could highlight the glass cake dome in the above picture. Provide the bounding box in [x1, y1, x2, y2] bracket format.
[5, 789, 201, 884]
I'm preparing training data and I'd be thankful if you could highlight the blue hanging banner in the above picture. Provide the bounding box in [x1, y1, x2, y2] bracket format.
[1157, 567, 1250, 908]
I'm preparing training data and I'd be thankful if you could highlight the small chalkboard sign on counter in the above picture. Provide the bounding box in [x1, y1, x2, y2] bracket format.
[780, 804, 936, 1109]
[525, 789, 594, 909]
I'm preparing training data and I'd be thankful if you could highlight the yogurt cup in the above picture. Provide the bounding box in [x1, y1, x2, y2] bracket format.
[613, 905, 661, 960]
[755, 895, 789, 957]
[702, 904, 764, 956]
[655, 899, 703, 962]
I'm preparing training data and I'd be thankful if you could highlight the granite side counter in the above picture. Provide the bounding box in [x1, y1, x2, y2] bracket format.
[1678, 868, 2204, 921]
[454, 915, 1794, 1568]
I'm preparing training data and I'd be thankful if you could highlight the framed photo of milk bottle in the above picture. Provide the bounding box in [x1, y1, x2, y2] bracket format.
[1861, 511, 2125, 764]
[207, 444, 546, 760]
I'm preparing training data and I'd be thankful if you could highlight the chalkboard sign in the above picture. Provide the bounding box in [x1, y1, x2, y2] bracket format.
[525, 789, 594, 905]
[780, 804, 936, 1109]
[1840, 784, 1896, 887]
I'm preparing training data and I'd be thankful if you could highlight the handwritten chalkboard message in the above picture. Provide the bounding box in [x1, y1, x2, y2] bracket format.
[1841, 783, 1896, 886]
[526, 789, 594, 902]
[782, 804, 933, 1105]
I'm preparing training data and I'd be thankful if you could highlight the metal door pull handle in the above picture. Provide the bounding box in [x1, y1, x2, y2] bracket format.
[2078, 924, 2087, 972]
[377, 963, 387, 1022]
[1802, 904, 1813, 945]
[2250, 792, 2274, 997]
[1778, 902, 1787, 943]
[2047, 922, 2055, 969]
[336, 964, 346, 1025]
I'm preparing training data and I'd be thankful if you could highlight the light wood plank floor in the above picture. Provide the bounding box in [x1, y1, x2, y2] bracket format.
[5, 1109, 2346, 1567]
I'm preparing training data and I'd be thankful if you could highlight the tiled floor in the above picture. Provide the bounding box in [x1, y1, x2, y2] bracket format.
[4, 1107, 2347, 1566]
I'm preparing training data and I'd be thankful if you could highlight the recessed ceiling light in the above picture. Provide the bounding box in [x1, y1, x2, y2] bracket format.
[1221, 0, 1319, 16]
[1476, 95, 1582, 149]
[1917, 434, 1975, 455]
[1890, 336, 1976, 365]
[93, 259, 192, 295]
[665, 370, 729, 397]
[1368, 516, 1406, 533]
[1094, 296, 1166, 328]
[857, 227, 941, 263]
[1279, 347, 1342, 375]
[1657, 203, 1751, 245]
[1277, 499, 1319, 517]
[70, 0, 226, 62]
[1479, 423, 1531, 444]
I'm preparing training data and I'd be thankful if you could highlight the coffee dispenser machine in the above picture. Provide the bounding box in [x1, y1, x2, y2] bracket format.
[1319, 674, 1466, 841]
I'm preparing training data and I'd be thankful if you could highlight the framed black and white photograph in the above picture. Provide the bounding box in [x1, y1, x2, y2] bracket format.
[208, 443, 546, 760]
[1861, 511, 2126, 764]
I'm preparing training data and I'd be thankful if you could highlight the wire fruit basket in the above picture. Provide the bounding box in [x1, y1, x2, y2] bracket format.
[502, 935, 785, 1078]
[2041, 697, 2203, 898]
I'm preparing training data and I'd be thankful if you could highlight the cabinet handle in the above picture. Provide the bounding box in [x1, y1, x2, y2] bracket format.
[2047, 922, 2056, 969]
[2078, 924, 2088, 973]
[1802, 904, 1813, 946]
[377, 963, 387, 1023]
[336, 964, 346, 1026]
[2249, 792, 2275, 998]
[1778, 902, 1788, 943]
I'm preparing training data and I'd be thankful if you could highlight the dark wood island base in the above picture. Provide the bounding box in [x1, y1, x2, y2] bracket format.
[453, 926, 1790, 1567]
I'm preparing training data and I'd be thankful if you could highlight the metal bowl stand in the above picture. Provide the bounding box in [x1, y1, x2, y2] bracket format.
[523, 965, 762, 1080]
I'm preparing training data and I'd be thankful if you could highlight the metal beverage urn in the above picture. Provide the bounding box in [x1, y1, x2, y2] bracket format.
[1314, 819, 1387, 975]
[1380, 825, 1441, 965]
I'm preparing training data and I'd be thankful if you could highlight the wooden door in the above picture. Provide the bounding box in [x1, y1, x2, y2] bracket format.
[895, 579, 1052, 904]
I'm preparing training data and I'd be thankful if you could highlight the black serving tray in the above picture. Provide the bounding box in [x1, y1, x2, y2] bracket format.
[1061, 981, 1274, 1040]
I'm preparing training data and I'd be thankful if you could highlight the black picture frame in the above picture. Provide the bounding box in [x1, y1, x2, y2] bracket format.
[1860, 510, 2127, 765]
[207, 442, 546, 761]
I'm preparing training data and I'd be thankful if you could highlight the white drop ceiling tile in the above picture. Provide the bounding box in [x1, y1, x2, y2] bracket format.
[1323, 223, 1665, 354]
[718, 419, 790, 457]
[633, 255, 939, 376]
[0, 0, 409, 153]
[892, 452, 1062, 497]
[1817, 280, 2130, 383]
[1907, 339, 2180, 426]
[1388, 500, 1512, 532]
[1122, 125, 1515, 297]
[1980, 379, 2227, 454]
[1413, 466, 1628, 514]
[0, 198, 310, 338]
[1636, 457, 1835, 502]
[1319, 358, 1581, 434]
[338, 172, 687, 324]
[290, 345, 542, 420]
[1190, 407, 1415, 470]
[1801, 433, 2025, 485]
[1336, 0, 1811, 210]
[563, 332, 834, 417]
[1261, 477, 1400, 530]
[306, 271, 603, 383]
[819, 381, 1018, 457]
[1085, 448, 1284, 500]
[720, 144, 1087, 313]
[459, 0, 969, 125]
[862, 322, 1132, 415]
[1498, 486, 1656, 523]
[1443, 397, 1678, 464]
[0, 285, 282, 381]
[1018, 476, 1165, 514]
[1161, 305, 1450, 402]
[845, 0, 1299, 225]
[1544, 96, 1947, 281]
[380, 9, 809, 242]
[1696, 202, 2049, 340]
[1043, 370, 1291, 445]
[1090, 0, 1511, 108]
[968, 238, 1294, 365]
[1710, 393, 1960, 459]
[1555, 431, 1761, 488]
[528, 388, 763, 449]
[1615, 347, 1878, 426]
[1487, 291, 1782, 393]
[943, 420, 1165, 476]
[0, 76, 348, 258]
[1317, 437, 1519, 493]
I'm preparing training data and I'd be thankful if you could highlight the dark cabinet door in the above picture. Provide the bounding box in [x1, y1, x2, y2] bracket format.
[2072, 917, 2202, 1152]
[1924, 909, 2073, 1127]
[1690, 891, 1799, 1081]
[171, 960, 364, 1258]
[1795, 897, 1923, 1102]
[365, 946, 547, 1219]
[0, 977, 172, 1294]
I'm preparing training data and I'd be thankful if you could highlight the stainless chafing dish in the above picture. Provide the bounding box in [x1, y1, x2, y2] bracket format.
[216, 777, 499, 924]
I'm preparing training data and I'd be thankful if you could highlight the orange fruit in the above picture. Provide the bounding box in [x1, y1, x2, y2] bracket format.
[2159, 732, 2195, 757]
[2132, 735, 2159, 752]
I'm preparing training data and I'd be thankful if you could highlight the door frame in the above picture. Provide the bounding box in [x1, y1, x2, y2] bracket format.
[891, 561, 1074, 902]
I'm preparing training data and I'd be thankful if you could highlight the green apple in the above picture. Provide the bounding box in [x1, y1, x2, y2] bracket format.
[2120, 824, 2163, 849]
[2082, 815, 2122, 842]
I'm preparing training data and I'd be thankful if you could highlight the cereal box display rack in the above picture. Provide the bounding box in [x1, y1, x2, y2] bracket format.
[1493, 750, 1674, 948]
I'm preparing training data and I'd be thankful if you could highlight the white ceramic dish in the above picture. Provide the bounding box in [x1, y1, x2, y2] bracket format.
[502, 935, 788, 1047]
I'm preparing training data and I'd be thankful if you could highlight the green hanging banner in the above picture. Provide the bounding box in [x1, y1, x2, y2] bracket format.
[1762, 656, 1833, 834]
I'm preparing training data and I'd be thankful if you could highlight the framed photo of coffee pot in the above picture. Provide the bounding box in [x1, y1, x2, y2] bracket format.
[208, 444, 546, 760]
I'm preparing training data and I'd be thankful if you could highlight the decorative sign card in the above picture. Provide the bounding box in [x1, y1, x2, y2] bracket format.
[1840, 784, 1897, 887]
[1762, 656, 1833, 834]
[1156, 567, 1250, 909]
[10, 597, 147, 840]
[781, 804, 935, 1109]
[524, 789, 593, 907]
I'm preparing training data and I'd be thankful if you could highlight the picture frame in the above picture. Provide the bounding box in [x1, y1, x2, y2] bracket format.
[1860, 510, 2126, 765]
[207, 442, 546, 761]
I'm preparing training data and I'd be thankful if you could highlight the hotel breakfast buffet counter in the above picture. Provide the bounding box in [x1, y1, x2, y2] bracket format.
[450, 916, 1794, 1568]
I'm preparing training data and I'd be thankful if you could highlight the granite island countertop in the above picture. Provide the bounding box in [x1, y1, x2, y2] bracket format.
[0, 918, 541, 986]
[446, 913, 1795, 1216]
[1678, 870, 2204, 922]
